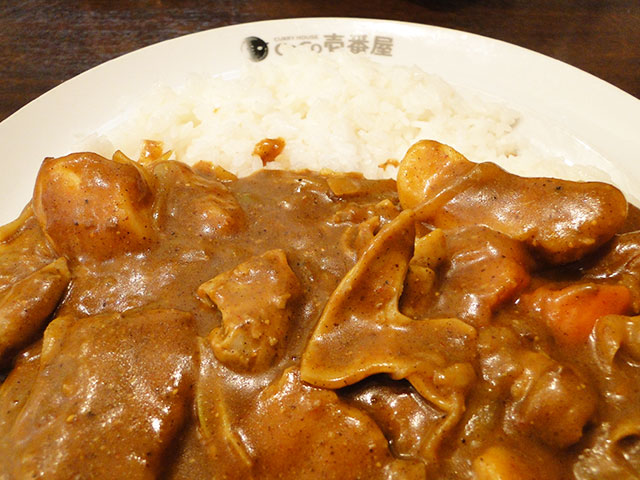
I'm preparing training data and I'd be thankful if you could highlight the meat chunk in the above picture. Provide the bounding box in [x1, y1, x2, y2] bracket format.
[402, 226, 532, 326]
[335, 198, 401, 261]
[241, 368, 425, 479]
[0, 257, 70, 365]
[32, 152, 156, 261]
[478, 327, 597, 449]
[478, 327, 524, 391]
[0, 308, 197, 479]
[198, 249, 301, 373]
[196, 342, 425, 480]
[152, 160, 245, 238]
[345, 378, 449, 466]
[397, 140, 628, 264]
[508, 357, 597, 448]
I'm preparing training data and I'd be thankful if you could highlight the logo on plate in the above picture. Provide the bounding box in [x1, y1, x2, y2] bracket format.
[242, 36, 269, 62]
[271, 34, 395, 56]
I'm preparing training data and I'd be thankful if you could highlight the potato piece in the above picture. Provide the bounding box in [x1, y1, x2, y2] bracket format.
[397, 140, 474, 210]
[397, 140, 628, 264]
[198, 249, 301, 373]
[33, 152, 156, 261]
[0, 257, 70, 366]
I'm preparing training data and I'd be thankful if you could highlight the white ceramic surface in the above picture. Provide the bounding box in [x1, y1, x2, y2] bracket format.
[1, 17, 639, 224]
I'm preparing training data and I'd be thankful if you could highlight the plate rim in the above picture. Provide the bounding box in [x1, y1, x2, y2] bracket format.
[1, 17, 639, 223]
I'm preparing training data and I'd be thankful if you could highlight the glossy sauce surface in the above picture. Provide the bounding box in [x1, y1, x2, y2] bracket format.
[0, 149, 639, 479]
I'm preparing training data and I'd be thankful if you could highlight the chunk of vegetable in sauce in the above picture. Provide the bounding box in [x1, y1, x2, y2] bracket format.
[524, 283, 632, 345]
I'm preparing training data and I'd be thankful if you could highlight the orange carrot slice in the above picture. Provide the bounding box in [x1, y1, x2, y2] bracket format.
[526, 283, 631, 345]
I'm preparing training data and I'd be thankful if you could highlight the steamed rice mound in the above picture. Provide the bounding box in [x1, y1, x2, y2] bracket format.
[101, 49, 528, 178]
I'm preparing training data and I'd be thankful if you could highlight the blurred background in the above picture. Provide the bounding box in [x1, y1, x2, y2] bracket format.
[1, 0, 638, 121]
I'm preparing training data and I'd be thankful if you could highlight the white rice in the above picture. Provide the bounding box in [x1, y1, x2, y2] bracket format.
[90, 48, 604, 181]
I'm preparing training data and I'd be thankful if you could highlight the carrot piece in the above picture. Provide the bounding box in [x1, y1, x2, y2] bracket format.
[527, 283, 631, 345]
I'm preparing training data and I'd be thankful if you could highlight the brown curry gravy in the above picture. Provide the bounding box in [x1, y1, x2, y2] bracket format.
[1, 152, 639, 479]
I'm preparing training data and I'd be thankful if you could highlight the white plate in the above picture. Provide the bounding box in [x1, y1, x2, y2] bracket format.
[1, 17, 639, 225]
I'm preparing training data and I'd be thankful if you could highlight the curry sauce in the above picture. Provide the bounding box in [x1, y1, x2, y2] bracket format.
[0, 141, 639, 479]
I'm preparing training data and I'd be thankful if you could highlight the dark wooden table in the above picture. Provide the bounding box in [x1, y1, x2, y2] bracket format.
[1, 0, 639, 123]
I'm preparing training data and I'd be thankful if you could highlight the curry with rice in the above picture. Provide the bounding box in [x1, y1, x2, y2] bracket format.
[0, 139, 638, 479]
